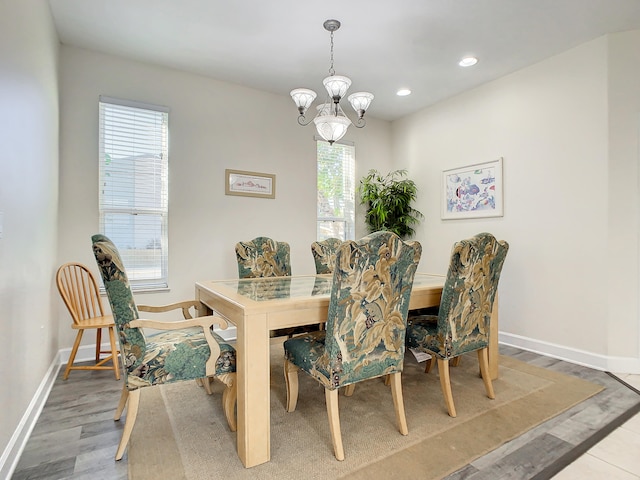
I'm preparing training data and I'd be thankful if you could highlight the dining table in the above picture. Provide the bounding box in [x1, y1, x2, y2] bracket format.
[195, 272, 499, 468]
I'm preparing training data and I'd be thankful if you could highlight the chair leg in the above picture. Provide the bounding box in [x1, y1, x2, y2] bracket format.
[202, 377, 214, 395]
[478, 348, 495, 399]
[220, 373, 237, 432]
[115, 388, 140, 461]
[107, 326, 120, 380]
[114, 384, 129, 421]
[451, 356, 461, 367]
[64, 330, 84, 380]
[389, 372, 408, 435]
[284, 359, 300, 412]
[424, 356, 433, 373]
[325, 388, 344, 461]
[437, 358, 457, 417]
[96, 328, 103, 362]
[343, 384, 355, 396]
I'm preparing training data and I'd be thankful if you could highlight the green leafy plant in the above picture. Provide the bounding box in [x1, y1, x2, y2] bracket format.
[358, 169, 424, 239]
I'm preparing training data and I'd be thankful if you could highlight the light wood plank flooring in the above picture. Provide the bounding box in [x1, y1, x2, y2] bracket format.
[10, 346, 640, 480]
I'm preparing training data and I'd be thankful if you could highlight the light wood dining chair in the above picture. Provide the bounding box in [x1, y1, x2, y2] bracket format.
[56, 262, 120, 380]
[284, 231, 422, 460]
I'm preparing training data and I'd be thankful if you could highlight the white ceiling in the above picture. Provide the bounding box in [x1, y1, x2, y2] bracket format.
[48, 0, 640, 121]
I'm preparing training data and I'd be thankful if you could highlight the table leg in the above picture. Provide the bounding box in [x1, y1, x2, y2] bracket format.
[196, 300, 211, 317]
[236, 312, 271, 467]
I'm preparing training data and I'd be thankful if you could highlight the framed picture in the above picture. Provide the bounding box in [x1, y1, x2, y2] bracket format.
[225, 169, 276, 199]
[441, 158, 503, 219]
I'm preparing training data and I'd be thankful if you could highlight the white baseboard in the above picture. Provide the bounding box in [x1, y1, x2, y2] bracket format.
[58, 342, 117, 364]
[499, 332, 640, 374]
[0, 354, 61, 480]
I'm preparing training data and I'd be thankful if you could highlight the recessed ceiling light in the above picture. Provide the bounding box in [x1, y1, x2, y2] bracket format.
[396, 89, 412, 96]
[459, 56, 478, 67]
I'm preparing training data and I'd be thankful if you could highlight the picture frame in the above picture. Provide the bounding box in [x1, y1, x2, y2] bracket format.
[441, 158, 503, 219]
[225, 169, 276, 199]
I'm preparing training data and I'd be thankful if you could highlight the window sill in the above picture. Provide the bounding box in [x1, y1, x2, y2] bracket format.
[100, 286, 170, 295]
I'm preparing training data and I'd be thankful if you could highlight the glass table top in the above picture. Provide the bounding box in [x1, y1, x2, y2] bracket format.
[208, 273, 443, 302]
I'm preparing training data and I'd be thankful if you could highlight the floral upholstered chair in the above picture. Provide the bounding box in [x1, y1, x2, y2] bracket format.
[235, 236, 317, 337]
[283, 231, 422, 460]
[91, 234, 237, 460]
[406, 232, 508, 418]
[235, 236, 291, 278]
[311, 237, 342, 274]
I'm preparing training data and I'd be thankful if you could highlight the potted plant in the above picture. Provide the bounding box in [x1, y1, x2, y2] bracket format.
[358, 169, 424, 239]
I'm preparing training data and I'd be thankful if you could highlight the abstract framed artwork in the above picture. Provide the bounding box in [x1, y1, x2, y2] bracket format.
[441, 158, 503, 219]
[225, 169, 276, 199]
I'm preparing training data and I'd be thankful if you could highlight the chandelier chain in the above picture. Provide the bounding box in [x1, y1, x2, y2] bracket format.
[329, 31, 335, 76]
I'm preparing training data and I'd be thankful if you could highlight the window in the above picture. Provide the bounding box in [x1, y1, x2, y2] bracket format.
[316, 138, 355, 241]
[98, 96, 169, 289]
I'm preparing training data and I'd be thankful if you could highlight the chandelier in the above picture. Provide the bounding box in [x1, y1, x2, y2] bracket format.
[290, 19, 374, 145]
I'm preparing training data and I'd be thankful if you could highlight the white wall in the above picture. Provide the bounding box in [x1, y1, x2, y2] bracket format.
[392, 34, 640, 371]
[57, 45, 393, 348]
[0, 0, 60, 472]
[606, 30, 640, 364]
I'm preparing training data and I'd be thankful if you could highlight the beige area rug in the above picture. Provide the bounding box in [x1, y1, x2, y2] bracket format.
[128, 341, 603, 480]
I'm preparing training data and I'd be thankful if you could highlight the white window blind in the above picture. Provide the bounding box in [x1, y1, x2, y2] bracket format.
[98, 96, 169, 289]
[316, 138, 355, 241]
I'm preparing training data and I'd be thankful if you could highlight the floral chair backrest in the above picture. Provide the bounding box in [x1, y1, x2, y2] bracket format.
[235, 236, 291, 278]
[311, 238, 342, 274]
[91, 234, 146, 384]
[322, 231, 421, 388]
[436, 232, 509, 357]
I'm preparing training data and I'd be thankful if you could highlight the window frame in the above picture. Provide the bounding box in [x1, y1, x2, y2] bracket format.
[98, 95, 170, 291]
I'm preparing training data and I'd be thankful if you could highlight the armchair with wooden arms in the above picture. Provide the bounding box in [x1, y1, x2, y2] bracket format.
[91, 234, 237, 460]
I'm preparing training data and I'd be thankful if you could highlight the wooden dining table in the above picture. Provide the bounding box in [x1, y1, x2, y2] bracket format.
[195, 273, 499, 468]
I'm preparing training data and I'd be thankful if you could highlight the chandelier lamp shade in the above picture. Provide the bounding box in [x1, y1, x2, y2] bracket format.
[290, 19, 374, 145]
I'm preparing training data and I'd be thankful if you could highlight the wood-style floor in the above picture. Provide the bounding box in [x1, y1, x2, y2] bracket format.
[10, 345, 640, 480]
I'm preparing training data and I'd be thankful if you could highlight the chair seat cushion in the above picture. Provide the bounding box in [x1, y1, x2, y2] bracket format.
[285, 327, 400, 390]
[406, 314, 441, 356]
[284, 331, 333, 389]
[126, 327, 236, 388]
[407, 314, 489, 360]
